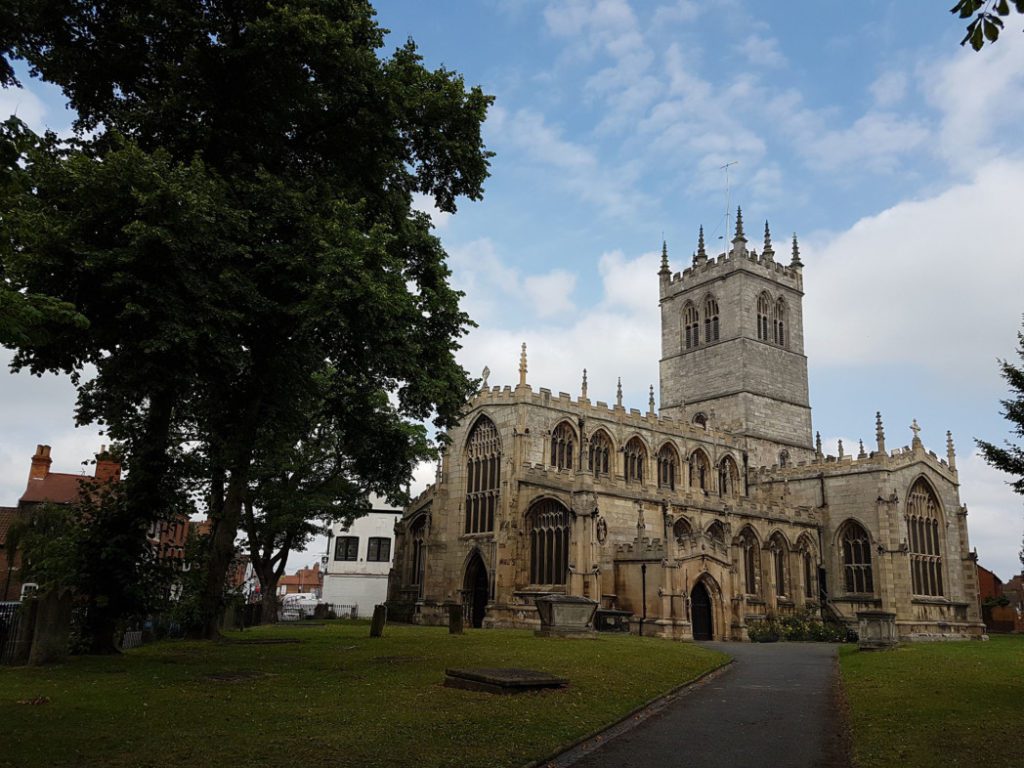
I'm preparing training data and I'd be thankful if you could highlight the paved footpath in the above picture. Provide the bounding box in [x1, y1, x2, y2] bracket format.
[550, 642, 850, 768]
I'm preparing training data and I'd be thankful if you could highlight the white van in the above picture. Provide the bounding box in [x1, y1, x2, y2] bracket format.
[280, 592, 319, 620]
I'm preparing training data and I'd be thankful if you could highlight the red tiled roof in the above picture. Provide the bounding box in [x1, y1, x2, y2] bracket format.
[19, 473, 86, 505]
[0, 507, 19, 545]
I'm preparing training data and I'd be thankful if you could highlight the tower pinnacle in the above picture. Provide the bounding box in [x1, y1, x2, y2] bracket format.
[659, 239, 670, 275]
[517, 342, 528, 388]
[696, 226, 707, 262]
[763, 220, 774, 260]
[616, 377, 623, 408]
[790, 233, 803, 268]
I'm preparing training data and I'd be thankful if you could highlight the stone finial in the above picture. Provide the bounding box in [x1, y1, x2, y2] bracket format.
[910, 418, 922, 449]
[480, 365, 490, 390]
[875, 411, 886, 454]
[762, 220, 774, 260]
[734, 206, 745, 240]
[616, 377, 623, 408]
[790, 233, 803, 268]
[581, 368, 588, 400]
[517, 342, 528, 388]
[815, 431, 822, 458]
[947, 431, 957, 470]
[696, 225, 707, 261]
[659, 240, 670, 275]
[837, 439, 845, 459]
[648, 384, 656, 415]
[858, 439, 866, 459]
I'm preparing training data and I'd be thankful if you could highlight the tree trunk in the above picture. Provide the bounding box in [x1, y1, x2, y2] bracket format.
[196, 470, 248, 640]
[260, 576, 281, 624]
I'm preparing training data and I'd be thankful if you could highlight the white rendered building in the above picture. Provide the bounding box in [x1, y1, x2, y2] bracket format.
[322, 508, 401, 618]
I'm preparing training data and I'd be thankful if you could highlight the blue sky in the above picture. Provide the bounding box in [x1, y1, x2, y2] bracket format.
[2, 1, 1024, 579]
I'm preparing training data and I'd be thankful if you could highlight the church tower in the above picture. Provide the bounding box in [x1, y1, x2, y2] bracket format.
[658, 210, 813, 467]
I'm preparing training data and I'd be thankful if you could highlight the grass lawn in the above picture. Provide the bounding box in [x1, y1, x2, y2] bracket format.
[840, 634, 1024, 768]
[0, 621, 727, 768]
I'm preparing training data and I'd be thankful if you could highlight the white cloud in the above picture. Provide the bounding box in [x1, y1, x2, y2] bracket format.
[804, 159, 1024, 375]
[957, 451, 1024, 581]
[651, 0, 701, 27]
[801, 111, 931, 174]
[0, 86, 48, 130]
[869, 70, 908, 107]
[735, 34, 785, 69]
[523, 270, 578, 318]
[410, 192, 452, 230]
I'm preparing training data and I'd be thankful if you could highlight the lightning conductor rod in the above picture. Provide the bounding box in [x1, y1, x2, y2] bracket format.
[720, 160, 738, 243]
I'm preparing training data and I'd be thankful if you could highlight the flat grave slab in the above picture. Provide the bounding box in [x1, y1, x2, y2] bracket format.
[444, 667, 569, 694]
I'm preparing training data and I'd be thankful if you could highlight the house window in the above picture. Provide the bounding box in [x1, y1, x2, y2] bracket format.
[551, 421, 575, 470]
[704, 296, 720, 342]
[367, 537, 391, 562]
[529, 499, 570, 585]
[908, 479, 944, 597]
[624, 437, 646, 483]
[841, 521, 873, 594]
[465, 416, 501, 534]
[683, 303, 699, 349]
[588, 430, 612, 476]
[334, 536, 358, 561]
[657, 444, 678, 490]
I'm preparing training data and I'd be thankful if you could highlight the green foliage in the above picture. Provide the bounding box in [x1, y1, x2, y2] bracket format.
[748, 610, 857, 643]
[0, 623, 728, 768]
[952, 0, 1024, 50]
[2, 1, 493, 637]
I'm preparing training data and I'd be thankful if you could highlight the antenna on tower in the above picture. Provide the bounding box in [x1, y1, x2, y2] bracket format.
[720, 160, 738, 243]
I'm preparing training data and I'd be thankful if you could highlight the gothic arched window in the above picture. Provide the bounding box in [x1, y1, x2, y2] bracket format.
[840, 521, 873, 594]
[689, 449, 711, 492]
[657, 444, 679, 490]
[799, 537, 817, 600]
[624, 437, 647, 484]
[588, 429, 612, 476]
[410, 515, 428, 593]
[704, 296, 720, 342]
[692, 412, 708, 428]
[774, 298, 787, 347]
[738, 528, 760, 595]
[908, 479, 944, 597]
[464, 417, 501, 534]
[707, 520, 726, 544]
[673, 517, 693, 540]
[683, 302, 700, 349]
[551, 421, 575, 470]
[529, 499, 571, 585]
[769, 533, 788, 597]
[757, 292, 771, 341]
[718, 455, 740, 497]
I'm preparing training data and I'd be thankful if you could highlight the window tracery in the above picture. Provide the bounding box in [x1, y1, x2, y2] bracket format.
[689, 449, 710, 491]
[588, 429, 612, 476]
[657, 444, 679, 490]
[840, 521, 873, 594]
[683, 302, 700, 349]
[464, 417, 501, 534]
[704, 296, 720, 342]
[551, 421, 575, 470]
[907, 479, 944, 597]
[624, 437, 646, 483]
[529, 499, 571, 585]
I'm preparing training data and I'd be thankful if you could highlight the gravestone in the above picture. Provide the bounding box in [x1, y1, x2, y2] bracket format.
[444, 667, 568, 694]
[369, 604, 387, 638]
[448, 603, 464, 635]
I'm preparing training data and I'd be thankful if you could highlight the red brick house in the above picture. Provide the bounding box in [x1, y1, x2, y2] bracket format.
[977, 563, 1024, 633]
[1, 506, 22, 601]
[277, 562, 322, 597]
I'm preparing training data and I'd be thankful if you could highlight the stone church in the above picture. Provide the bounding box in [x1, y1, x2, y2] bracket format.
[386, 210, 984, 641]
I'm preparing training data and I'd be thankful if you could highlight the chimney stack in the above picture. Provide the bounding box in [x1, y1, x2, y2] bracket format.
[29, 444, 52, 482]
[94, 445, 122, 483]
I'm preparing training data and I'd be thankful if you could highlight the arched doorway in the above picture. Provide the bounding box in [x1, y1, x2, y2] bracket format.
[691, 581, 713, 640]
[463, 552, 489, 628]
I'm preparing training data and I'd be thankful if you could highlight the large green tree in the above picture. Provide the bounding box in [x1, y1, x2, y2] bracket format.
[3, 0, 490, 640]
[952, 0, 1024, 49]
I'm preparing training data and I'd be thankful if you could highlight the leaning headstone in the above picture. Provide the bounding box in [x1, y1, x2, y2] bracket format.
[448, 603, 464, 635]
[369, 604, 387, 638]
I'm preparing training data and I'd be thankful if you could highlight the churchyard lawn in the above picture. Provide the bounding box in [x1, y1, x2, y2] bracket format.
[0, 621, 727, 768]
[840, 634, 1024, 768]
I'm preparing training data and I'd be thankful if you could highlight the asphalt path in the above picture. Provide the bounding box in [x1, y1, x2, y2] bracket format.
[550, 642, 850, 768]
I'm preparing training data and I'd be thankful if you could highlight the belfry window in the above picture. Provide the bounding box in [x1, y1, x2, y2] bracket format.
[464, 417, 501, 534]
[657, 444, 679, 490]
[588, 430, 612, 476]
[757, 292, 771, 341]
[551, 421, 575, 470]
[624, 437, 646, 484]
[774, 299, 787, 347]
[704, 297, 720, 342]
[529, 499, 571, 585]
[683, 303, 699, 349]
[907, 479, 944, 597]
[841, 521, 873, 594]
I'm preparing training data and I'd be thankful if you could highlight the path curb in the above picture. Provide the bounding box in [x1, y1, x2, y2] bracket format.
[520, 656, 735, 768]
